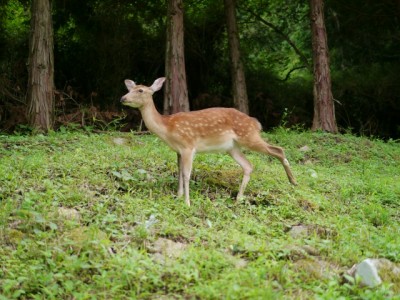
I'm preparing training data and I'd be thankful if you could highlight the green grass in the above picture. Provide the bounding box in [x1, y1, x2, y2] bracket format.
[0, 129, 399, 299]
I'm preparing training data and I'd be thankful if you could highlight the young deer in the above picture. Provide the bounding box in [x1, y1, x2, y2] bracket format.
[120, 77, 297, 206]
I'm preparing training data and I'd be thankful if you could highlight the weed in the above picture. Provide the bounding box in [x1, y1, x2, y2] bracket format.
[0, 129, 399, 299]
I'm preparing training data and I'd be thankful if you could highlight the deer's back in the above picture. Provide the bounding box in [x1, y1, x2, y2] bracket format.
[160, 108, 262, 152]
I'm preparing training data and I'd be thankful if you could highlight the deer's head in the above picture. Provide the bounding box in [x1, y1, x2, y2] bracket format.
[120, 77, 166, 109]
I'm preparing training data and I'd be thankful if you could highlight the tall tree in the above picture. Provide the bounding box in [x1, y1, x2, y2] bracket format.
[224, 0, 249, 114]
[310, 0, 338, 133]
[164, 0, 190, 114]
[27, 0, 55, 131]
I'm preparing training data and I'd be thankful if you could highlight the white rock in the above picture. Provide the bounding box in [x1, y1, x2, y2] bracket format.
[349, 258, 400, 288]
[144, 214, 158, 229]
[355, 259, 382, 287]
[308, 169, 318, 178]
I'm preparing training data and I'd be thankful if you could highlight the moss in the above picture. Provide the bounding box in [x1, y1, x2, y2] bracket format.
[4, 229, 24, 245]
[378, 262, 400, 293]
[63, 226, 110, 253]
[291, 258, 341, 282]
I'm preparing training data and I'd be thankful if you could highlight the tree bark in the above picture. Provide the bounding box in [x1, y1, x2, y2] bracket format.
[310, 0, 338, 133]
[164, 0, 190, 114]
[27, 0, 55, 132]
[224, 0, 249, 115]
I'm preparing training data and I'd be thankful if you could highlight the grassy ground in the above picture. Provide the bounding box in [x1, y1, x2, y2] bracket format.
[0, 128, 399, 299]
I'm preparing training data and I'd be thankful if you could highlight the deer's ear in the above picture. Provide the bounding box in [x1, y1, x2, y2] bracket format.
[150, 77, 166, 92]
[124, 80, 136, 91]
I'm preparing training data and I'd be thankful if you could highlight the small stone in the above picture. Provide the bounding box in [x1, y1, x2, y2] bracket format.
[288, 224, 334, 239]
[301, 245, 320, 256]
[148, 238, 187, 259]
[288, 225, 309, 239]
[282, 245, 320, 261]
[308, 169, 318, 178]
[225, 254, 248, 269]
[113, 137, 127, 145]
[152, 252, 166, 265]
[234, 258, 248, 269]
[144, 214, 158, 229]
[57, 207, 81, 222]
[299, 145, 311, 152]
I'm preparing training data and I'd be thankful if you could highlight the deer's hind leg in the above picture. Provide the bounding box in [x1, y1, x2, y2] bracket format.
[239, 135, 297, 185]
[177, 153, 184, 197]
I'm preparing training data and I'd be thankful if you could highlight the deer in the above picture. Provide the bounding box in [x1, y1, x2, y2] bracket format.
[120, 77, 297, 206]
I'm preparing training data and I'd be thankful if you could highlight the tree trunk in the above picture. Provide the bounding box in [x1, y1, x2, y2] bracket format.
[27, 0, 55, 132]
[310, 0, 338, 133]
[224, 0, 249, 115]
[164, 0, 190, 114]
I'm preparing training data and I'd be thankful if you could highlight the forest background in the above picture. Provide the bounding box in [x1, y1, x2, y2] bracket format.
[0, 0, 399, 138]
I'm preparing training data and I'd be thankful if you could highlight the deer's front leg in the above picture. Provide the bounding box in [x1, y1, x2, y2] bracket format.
[228, 147, 253, 200]
[180, 149, 195, 206]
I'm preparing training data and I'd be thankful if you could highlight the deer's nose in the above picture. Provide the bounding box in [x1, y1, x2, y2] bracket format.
[120, 96, 126, 103]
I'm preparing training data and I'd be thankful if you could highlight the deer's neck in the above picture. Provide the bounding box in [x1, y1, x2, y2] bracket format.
[139, 101, 167, 136]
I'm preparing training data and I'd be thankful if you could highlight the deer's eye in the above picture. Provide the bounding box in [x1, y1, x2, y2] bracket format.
[138, 89, 143, 93]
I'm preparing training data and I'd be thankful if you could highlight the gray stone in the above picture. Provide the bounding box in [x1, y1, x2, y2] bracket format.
[148, 238, 187, 262]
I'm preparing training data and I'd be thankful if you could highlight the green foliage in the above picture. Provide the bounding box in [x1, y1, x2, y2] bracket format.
[0, 0, 29, 40]
[0, 0, 399, 136]
[239, 1, 311, 78]
[51, 0, 167, 107]
[0, 0, 29, 93]
[0, 130, 399, 298]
